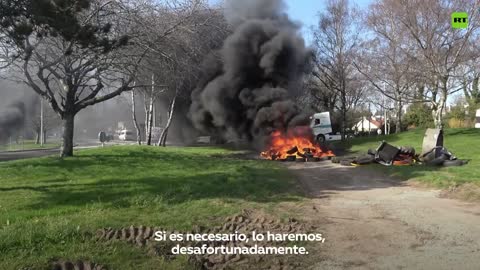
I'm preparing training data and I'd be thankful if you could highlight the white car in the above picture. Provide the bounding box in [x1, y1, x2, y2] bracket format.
[196, 136, 211, 144]
[118, 130, 136, 141]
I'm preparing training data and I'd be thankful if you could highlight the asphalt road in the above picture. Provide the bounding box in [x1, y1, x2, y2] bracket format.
[0, 142, 104, 162]
[0, 148, 61, 162]
[0, 140, 164, 162]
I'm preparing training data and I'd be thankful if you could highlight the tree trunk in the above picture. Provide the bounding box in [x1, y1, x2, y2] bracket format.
[146, 95, 154, 145]
[61, 114, 75, 157]
[433, 102, 444, 129]
[43, 130, 47, 144]
[145, 74, 155, 146]
[131, 89, 142, 145]
[341, 92, 347, 141]
[432, 78, 448, 129]
[472, 76, 479, 103]
[395, 100, 403, 133]
[143, 93, 150, 144]
[158, 93, 177, 147]
[35, 129, 40, 144]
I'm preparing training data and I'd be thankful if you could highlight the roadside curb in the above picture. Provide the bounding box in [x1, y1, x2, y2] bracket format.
[0, 147, 60, 154]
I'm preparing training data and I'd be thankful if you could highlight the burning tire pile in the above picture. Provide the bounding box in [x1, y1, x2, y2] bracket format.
[260, 127, 335, 162]
[94, 210, 316, 270]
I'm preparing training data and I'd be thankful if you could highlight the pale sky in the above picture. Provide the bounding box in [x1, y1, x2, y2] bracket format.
[208, 0, 373, 44]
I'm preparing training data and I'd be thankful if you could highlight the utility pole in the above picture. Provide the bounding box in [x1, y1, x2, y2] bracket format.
[368, 102, 371, 136]
[383, 82, 388, 135]
[40, 98, 44, 147]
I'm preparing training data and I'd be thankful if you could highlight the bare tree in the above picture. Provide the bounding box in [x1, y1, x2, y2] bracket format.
[118, 0, 217, 145]
[158, 89, 178, 146]
[311, 0, 364, 140]
[304, 68, 339, 114]
[0, 35, 13, 70]
[30, 97, 62, 144]
[2, 1, 146, 156]
[355, 1, 417, 133]
[123, 2, 228, 146]
[131, 83, 142, 145]
[389, 0, 480, 128]
[142, 73, 165, 145]
[461, 53, 480, 107]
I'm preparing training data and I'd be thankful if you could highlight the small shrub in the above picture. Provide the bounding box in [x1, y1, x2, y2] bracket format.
[404, 103, 434, 129]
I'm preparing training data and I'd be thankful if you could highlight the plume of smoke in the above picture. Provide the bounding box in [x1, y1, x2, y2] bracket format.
[0, 101, 26, 143]
[189, 0, 312, 147]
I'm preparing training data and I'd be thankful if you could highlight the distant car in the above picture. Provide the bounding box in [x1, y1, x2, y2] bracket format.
[196, 136, 211, 144]
[118, 130, 136, 141]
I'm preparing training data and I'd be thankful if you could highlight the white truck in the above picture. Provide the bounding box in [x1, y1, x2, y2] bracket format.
[310, 112, 342, 143]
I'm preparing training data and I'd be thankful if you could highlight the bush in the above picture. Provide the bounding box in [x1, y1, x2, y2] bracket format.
[404, 103, 434, 129]
[446, 103, 472, 128]
[447, 118, 472, 128]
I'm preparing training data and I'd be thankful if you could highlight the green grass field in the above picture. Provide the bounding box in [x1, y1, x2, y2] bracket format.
[336, 128, 480, 187]
[0, 146, 302, 269]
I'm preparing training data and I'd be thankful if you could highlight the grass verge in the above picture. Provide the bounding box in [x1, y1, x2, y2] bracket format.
[334, 128, 480, 188]
[0, 146, 303, 269]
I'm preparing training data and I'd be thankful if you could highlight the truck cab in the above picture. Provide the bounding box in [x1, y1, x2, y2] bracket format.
[310, 112, 338, 143]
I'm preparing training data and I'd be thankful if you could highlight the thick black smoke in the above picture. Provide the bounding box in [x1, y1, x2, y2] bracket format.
[189, 0, 311, 146]
[0, 101, 26, 143]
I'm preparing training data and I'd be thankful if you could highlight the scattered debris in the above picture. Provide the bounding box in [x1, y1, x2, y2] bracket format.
[421, 129, 444, 157]
[333, 141, 418, 167]
[420, 146, 469, 167]
[334, 130, 469, 167]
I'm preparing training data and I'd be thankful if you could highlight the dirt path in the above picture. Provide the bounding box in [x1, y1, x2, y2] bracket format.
[287, 162, 480, 270]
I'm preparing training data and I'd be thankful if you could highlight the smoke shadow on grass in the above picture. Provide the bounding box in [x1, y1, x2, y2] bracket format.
[3, 145, 449, 210]
[1, 148, 303, 210]
[286, 162, 421, 199]
[25, 171, 302, 210]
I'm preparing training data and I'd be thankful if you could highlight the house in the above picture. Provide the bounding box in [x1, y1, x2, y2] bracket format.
[353, 116, 384, 133]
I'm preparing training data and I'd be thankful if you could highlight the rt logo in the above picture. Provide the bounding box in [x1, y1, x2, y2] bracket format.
[451, 12, 468, 29]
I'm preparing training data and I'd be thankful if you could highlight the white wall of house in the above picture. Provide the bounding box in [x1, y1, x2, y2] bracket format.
[353, 117, 380, 132]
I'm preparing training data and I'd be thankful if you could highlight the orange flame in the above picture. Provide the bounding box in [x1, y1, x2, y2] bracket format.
[261, 126, 335, 160]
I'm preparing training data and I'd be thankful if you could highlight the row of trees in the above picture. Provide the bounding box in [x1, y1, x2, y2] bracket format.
[306, 0, 480, 137]
[1, 0, 479, 156]
[0, 0, 227, 156]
